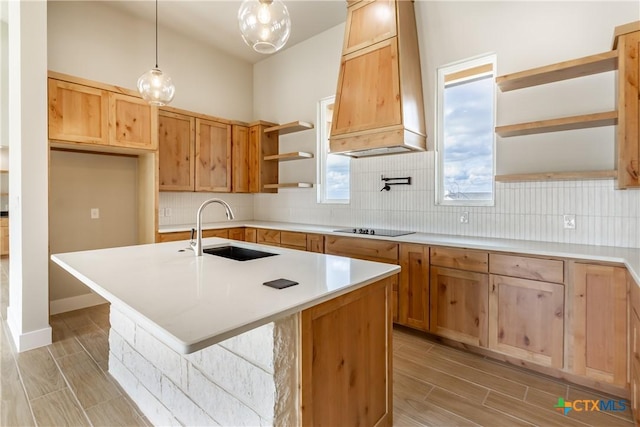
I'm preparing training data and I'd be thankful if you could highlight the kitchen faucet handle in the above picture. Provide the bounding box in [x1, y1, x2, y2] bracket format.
[189, 228, 196, 247]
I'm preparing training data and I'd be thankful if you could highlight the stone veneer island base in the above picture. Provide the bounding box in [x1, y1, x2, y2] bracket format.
[108, 276, 393, 426]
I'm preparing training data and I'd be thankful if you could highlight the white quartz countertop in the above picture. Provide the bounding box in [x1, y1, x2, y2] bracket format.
[160, 220, 640, 284]
[52, 239, 400, 354]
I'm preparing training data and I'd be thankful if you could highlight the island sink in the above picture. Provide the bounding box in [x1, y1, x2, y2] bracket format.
[203, 245, 278, 261]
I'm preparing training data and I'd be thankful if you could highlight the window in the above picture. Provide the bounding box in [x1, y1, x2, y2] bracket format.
[317, 95, 350, 204]
[436, 55, 496, 206]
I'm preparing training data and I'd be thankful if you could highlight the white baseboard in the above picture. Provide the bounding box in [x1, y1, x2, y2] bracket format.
[6, 306, 53, 352]
[50, 292, 108, 315]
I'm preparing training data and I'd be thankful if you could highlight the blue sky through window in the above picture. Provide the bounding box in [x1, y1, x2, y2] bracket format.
[325, 153, 350, 200]
[442, 74, 494, 201]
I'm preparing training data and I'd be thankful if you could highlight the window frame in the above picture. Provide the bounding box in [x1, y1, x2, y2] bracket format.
[317, 95, 350, 204]
[435, 53, 497, 207]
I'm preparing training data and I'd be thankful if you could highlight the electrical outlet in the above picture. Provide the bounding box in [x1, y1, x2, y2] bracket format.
[563, 214, 576, 229]
[158, 208, 165, 217]
[165, 208, 172, 217]
[459, 211, 469, 224]
[90, 208, 100, 219]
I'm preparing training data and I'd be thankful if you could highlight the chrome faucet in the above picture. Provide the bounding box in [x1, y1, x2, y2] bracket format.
[190, 198, 235, 256]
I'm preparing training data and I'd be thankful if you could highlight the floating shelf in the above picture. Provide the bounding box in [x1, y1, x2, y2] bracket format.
[495, 111, 618, 137]
[496, 50, 618, 92]
[264, 121, 314, 135]
[264, 152, 314, 161]
[495, 170, 617, 182]
[264, 183, 313, 189]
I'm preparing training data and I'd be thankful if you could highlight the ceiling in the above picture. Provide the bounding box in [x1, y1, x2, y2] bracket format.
[103, 0, 347, 64]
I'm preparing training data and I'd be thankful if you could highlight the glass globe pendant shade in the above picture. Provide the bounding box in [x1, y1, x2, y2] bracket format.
[238, 0, 291, 54]
[137, 67, 175, 107]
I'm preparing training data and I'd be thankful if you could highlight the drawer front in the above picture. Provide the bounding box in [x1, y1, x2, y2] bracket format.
[325, 236, 398, 263]
[306, 234, 325, 253]
[245, 228, 257, 243]
[157, 231, 190, 243]
[0, 218, 7, 227]
[203, 229, 229, 239]
[228, 227, 245, 241]
[280, 231, 307, 249]
[257, 229, 281, 245]
[430, 247, 488, 273]
[490, 254, 564, 284]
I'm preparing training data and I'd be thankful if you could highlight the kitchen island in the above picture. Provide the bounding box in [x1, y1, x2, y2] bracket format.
[52, 238, 399, 426]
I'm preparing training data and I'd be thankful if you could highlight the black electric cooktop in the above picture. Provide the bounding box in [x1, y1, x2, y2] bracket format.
[334, 228, 415, 237]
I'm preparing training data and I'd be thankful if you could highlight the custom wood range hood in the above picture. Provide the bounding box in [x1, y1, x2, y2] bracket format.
[329, 0, 427, 158]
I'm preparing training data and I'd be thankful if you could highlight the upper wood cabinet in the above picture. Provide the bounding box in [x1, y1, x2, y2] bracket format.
[48, 76, 157, 152]
[232, 125, 251, 193]
[0, 218, 8, 257]
[48, 80, 109, 145]
[249, 122, 279, 193]
[158, 108, 233, 193]
[195, 119, 232, 192]
[330, 0, 426, 157]
[158, 111, 195, 191]
[616, 23, 640, 188]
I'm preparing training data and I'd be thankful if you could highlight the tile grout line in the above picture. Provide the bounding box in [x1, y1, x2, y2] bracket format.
[46, 345, 95, 427]
[1, 319, 39, 427]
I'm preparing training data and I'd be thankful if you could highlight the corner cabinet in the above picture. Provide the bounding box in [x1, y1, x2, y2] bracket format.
[571, 263, 628, 387]
[262, 121, 315, 190]
[48, 74, 157, 152]
[330, 0, 427, 157]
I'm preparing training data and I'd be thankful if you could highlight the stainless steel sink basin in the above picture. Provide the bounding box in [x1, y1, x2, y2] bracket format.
[203, 245, 278, 261]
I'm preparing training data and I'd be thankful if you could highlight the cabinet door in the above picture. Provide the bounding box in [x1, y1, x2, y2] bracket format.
[399, 243, 429, 331]
[332, 38, 401, 137]
[202, 229, 228, 239]
[195, 119, 232, 192]
[48, 79, 109, 145]
[157, 231, 191, 243]
[109, 93, 157, 150]
[489, 275, 564, 368]
[430, 266, 488, 346]
[572, 264, 627, 386]
[159, 111, 195, 191]
[617, 31, 640, 188]
[631, 308, 640, 423]
[306, 234, 325, 253]
[343, 0, 396, 55]
[0, 220, 8, 256]
[280, 231, 307, 251]
[232, 125, 250, 193]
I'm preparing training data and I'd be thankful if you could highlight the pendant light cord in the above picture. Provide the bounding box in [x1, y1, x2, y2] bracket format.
[155, 0, 159, 68]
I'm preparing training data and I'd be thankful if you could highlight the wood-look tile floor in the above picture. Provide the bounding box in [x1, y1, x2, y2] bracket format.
[0, 257, 634, 426]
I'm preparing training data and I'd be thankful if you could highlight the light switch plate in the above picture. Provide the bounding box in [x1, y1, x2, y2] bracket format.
[91, 208, 100, 219]
[563, 214, 576, 229]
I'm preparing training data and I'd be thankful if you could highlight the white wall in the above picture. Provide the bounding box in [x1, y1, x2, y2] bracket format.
[7, 0, 51, 351]
[48, 0, 253, 121]
[252, 1, 640, 248]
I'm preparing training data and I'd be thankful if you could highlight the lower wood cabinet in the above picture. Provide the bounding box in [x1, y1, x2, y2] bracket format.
[228, 227, 245, 241]
[306, 234, 324, 253]
[631, 278, 640, 424]
[301, 276, 393, 426]
[398, 243, 429, 331]
[488, 275, 564, 368]
[430, 266, 488, 347]
[280, 231, 307, 250]
[572, 263, 628, 387]
[244, 227, 257, 243]
[257, 229, 281, 246]
[0, 218, 8, 257]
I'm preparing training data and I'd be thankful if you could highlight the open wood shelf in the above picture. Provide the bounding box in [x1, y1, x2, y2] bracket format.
[495, 170, 617, 182]
[264, 152, 314, 161]
[495, 111, 618, 137]
[496, 50, 618, 92]
[264, 182, 314, 189]
[264, 121, 314, 135]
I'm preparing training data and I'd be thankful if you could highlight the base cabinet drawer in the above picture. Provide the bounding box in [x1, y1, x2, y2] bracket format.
[490, 253, 564, 284]
[257, 229, 280, 246]
[488, 275, 564, 368]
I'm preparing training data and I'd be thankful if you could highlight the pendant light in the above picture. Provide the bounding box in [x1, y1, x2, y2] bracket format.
[238, 0, 291, 54]
[137, 0, 175, 106]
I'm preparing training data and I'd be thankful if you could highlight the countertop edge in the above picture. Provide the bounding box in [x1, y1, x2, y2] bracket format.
[159, 221, 640, 285]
